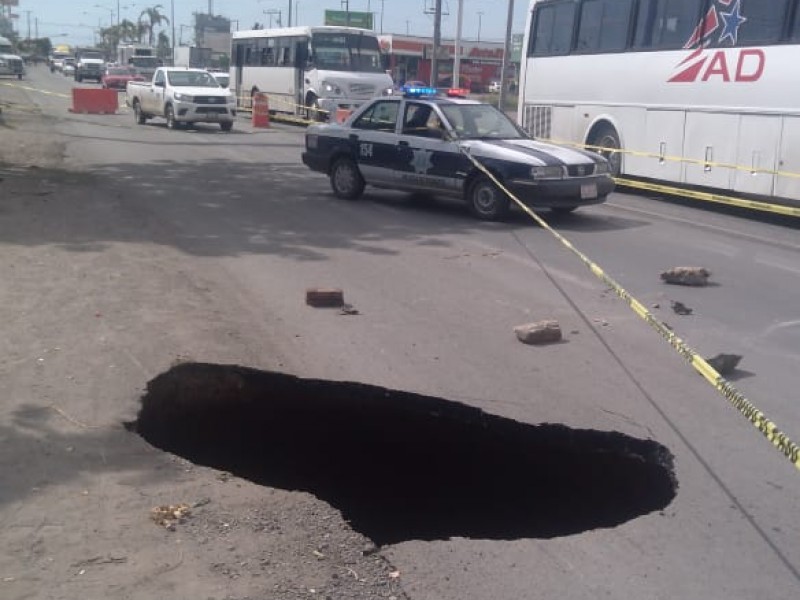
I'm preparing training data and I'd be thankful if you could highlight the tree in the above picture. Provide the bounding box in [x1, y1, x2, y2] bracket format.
[139, 5, 170, 47]
[156, 31, 171, 61]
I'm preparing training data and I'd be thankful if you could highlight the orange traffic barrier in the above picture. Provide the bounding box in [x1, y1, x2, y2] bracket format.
[69, 88, 119, 114]
[252, 92, 270, 128]
[335, 108, 353, 123]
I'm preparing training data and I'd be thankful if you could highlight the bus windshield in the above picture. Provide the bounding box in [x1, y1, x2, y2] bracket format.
[129, 56, 160, 68]
[311, 33, 383, 73]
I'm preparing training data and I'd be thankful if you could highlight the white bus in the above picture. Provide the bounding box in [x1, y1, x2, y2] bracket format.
[231, 26, 394, 119]
[518, 0, 800, 203]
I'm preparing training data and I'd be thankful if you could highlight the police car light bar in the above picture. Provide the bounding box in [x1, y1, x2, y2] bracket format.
[401, 85, 438, 97]
[446, 88, 469, 98]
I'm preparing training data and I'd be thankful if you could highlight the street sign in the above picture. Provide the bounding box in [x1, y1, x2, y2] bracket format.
[324, 10, 373, 30]
[510, 33, 524, 63]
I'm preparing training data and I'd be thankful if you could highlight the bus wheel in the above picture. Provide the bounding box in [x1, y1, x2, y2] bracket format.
[330, 157, 365, 200]
[468, 176, 510, 221]
[591, 125, 622, 177]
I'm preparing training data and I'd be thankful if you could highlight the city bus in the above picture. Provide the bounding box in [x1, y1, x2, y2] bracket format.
[518, 0, 800, 203]
[231, 25, 394, 119]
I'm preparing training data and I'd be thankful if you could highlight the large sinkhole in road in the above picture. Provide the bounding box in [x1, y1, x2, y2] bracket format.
[129, 363, 677, 545]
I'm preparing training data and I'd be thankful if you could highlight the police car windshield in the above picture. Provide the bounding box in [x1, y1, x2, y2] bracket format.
[312, 33, 384, 73]
[440, 104, 525, 140]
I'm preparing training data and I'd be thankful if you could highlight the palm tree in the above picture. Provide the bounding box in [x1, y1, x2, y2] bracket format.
[139, 5, 170, 47]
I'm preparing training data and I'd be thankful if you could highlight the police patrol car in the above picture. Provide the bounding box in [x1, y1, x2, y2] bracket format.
[301, 87, 614, 220]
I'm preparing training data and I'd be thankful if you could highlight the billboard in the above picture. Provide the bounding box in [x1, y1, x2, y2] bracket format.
[324, 10, 373, 30]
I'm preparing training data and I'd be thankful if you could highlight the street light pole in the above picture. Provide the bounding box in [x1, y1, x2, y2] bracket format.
[498, 0, 515, 111]
[453, 0, 463, 90]
[477, 11, 483, 44]
[431, 0, 442, 88]
[171, 0, 175, 67]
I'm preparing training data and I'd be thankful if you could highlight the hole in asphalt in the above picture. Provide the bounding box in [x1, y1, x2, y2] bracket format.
[128, 362, 677, 546]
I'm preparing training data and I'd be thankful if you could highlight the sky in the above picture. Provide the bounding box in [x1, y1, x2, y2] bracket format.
[14, 0, 531, 47]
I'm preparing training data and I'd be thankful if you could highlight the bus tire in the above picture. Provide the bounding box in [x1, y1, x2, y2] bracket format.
[330, 157, 365, 200]
[590, 124, 622, 177]
[468, 176, 510, 221]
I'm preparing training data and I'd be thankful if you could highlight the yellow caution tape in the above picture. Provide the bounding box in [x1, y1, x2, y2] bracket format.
[236, 93, 330, 116]
[543, 136, 800, 180]
[614, 177, 800, 218]
[0, 81, 70, 98]
[459, 147, 800, 472]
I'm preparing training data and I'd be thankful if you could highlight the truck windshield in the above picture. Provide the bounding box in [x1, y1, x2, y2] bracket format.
[81, 52, 103, 59]
[167, 71, 220, 87]
[0, 44, 12, 53]
[311, 33, 383, 73]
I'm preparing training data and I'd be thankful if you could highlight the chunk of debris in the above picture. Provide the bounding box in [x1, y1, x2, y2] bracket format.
[661, 267, 711, 287]
[671, 301, 693, 315]
[339, 303, 359, 316]
[150, 503, 191, 530]
[306, 288, 344, 308]
[514, 320, 562, 345]
[706, 353, 742, 376]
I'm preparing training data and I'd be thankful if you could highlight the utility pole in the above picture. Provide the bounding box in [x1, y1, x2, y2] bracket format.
[171, 0, 175, 67]
[380, 0, 385, 33]
[25, 10, 31, 39]
[453, 0, 463, 90]
[498, 0, 515, 111]
[477, 11, 484, 43]
[288, 1, 292, 27]
[341, 0, 350, 26]
[430, 0, 442, 88]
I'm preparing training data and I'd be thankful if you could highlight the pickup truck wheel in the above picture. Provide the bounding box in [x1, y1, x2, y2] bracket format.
[133, 100, 146, 125]
[330, 157, 365, 200]
[220, 122, 233, 132]
[468, 176, 510, 221]
[165, 104, 179, 130]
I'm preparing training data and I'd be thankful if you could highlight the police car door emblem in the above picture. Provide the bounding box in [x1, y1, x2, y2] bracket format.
[410, 149, 434, 174]
[360, 143, 373, 158]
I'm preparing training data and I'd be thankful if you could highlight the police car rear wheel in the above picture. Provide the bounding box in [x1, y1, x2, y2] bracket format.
[469, 177, 509, 221]
[330, 158, 365, 200]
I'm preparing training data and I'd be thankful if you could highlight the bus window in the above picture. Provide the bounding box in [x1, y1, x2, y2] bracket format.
[312, 33, 384, 72]
[633, 0, 704, 50]
[576, 0, 634, 53]
[531, 0, 578, 56]
[721, 0, 790, 46]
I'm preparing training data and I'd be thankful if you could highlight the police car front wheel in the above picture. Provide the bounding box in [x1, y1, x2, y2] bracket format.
[469, 177, 510, 221]
[330, 158, 365, 200]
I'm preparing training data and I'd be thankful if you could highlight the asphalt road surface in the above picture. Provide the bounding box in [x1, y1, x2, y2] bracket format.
[1, 66, 799, 600]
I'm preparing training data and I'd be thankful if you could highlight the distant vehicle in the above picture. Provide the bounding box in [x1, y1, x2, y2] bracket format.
[209, 71, 230, 88]
[231, 25, 394, 120]
[102, 65, 144, 90]
[488, 81, 501, 93]
[75, 48, 105, 82]
[173, 46, 212, 69]
[62, 58, 76, 77]
[117, 44, 162, 80]
[127, 67, 236, 131]
[302, 89, 613, 220]
[0, 35, 24, 80]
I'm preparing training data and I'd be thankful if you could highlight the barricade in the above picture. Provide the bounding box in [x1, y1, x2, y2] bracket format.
[335, 108, 353, 124]
[69, 88, 119, 114]
[252, 92, 270, 128]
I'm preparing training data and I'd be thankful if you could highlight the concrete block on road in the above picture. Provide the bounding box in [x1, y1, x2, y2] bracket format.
[514, 320, 562, 345]
[306, 287, 345, 308]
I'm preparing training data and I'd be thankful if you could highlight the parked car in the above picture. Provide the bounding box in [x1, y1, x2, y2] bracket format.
[102, 65, 145, 90]
[302, 90, 613, 220]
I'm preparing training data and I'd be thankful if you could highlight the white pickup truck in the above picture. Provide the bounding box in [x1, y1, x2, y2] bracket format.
[126, 67, 236, 131]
